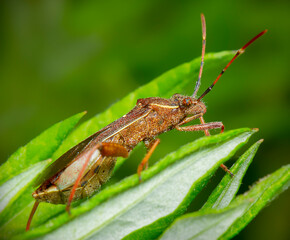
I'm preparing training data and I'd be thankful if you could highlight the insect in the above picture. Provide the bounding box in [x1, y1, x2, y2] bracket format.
[26, 14, 267, 231]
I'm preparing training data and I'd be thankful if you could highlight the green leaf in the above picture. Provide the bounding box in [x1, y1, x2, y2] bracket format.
[0, 112, 85, 239]
[18, 128, 256, 240]
[202, 139, 263, 210]
[159, 165, 290, 240]
[0, 160, 51, 227]
[221, 164, 290, 239]
[160, 204, 249, 240]
[0, 111, 86, 186]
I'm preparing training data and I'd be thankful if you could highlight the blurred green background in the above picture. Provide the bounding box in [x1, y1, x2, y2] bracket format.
[0, 0, 289, 239]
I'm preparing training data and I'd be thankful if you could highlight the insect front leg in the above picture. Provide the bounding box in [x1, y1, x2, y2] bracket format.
[175, 121, 224, 132]
[198, 116, 225, 135]
[66, 142, 129, 214]
[199, 116, 210, 136]
[178, 113, 204, 126]
[137, 138, 160, 183]
[199, 116, 233, 176]
[176, 114, 224, 134]
[176, 118, 233, 176]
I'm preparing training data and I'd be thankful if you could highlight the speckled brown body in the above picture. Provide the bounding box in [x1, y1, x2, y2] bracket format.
[33, 94, 208, 204]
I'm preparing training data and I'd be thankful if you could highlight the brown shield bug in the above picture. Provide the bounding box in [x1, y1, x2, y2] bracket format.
[26, 14, 267, 231]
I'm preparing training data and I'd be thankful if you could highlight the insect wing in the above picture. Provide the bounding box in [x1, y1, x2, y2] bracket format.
[33, 106, 151, 187]
[96, 105, 152, 140]
[33, 129, 105, 187]
[53, 144, 104, 190]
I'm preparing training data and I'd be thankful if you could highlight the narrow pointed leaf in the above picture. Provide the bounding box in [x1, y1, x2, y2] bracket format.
[0, 159, 51, 215]
[0, 160, 51, 239]
[202, 139, 263, 210]
[221, 164, 290, 239]
[0, 112, 85, 239]
[159, 165, 290, 240]
[160, 204, 249, 240]
[19, 129, 256, 240]
[0, 111, 86, 186]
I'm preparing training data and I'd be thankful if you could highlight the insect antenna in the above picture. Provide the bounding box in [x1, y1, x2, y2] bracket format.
[193, 13, 206, 98]
[197, 29, 268, 101]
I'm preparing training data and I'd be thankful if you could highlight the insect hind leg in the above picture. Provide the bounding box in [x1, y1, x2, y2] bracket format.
[26, 201, 40, 231]
[66, 142, 129, 214]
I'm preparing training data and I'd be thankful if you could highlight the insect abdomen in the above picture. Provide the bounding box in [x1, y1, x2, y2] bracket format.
[81, 156, 117, 198]
[32, 156, 117, 204]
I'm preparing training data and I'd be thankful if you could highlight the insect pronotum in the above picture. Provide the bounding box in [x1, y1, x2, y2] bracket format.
[26, 14, 267, 231]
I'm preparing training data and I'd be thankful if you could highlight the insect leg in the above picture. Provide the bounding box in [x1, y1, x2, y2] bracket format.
[199, 116, 210, 136]
[200, 116, 233, 176]
[175, 122, 224, 132]
[220, 163, 234, 177]
[177, 113, 204, 126]
[26, 201, 40, 231]
[66, 142, 129, 214]
[137, 138, 160, 183]
[176, 122, 233, 176]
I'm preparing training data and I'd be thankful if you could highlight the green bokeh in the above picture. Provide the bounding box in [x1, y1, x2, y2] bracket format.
[0, 0, 289, 239]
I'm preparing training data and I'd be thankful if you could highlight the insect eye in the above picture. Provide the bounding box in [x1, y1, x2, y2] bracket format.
[182, 98, 192, 106]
